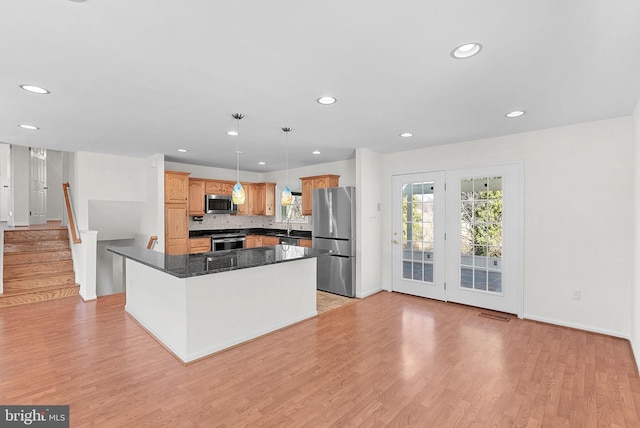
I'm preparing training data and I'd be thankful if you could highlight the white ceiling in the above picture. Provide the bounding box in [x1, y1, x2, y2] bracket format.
[2, 1, 640, 172]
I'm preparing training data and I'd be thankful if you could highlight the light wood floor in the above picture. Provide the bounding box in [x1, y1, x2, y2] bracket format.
[1, 292, 639, 427]
[316, 290, 357, 314]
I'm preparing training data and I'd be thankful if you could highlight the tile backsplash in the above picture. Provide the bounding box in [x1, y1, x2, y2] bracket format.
[189, 215, 311, 232]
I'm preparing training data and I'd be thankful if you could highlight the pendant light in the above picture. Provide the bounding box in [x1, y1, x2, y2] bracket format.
[281, 127, 292, 206]
[230, 113, 246, 205]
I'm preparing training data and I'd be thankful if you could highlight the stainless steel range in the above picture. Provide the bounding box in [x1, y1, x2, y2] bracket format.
[210, 234, 245, 252]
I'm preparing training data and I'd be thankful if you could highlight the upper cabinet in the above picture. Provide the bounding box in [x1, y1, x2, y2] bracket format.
[236, 182, 276, 216]
[205, 180, 235, 196]
[165, 171, 190, 204]
[300, 174, 340, 216]
[188, 179, 205, 216]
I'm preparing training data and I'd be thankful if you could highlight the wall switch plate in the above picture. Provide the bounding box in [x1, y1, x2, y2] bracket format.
[572, 290, 581, 300]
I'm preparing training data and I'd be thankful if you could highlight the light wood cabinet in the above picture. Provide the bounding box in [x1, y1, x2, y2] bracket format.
[300, 174, 340, 216]
[261, 236, 280, 246]
[188, 179, 205, 216]
[236, 182, 276, 216]
[244, 235, 259, 248]
[165, 171, 190, 204]
[264, 183, 276, 216]
[299, 239, 313, 248]
[165, 204, 189, 255]
[165, 171, 191, 255]
[205, 180, 235, 196]
[189, 237, 211, 254]
[245, 235, 280, 248]
[235, 183, 251, 216]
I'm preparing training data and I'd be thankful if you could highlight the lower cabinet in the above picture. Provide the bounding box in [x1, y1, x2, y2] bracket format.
[261, 236, 280, 246]
[245, 235, 280, 248]
[165, 204, 189, 255]
[299, 239, 312, 248]
[189, 237, 211, 254]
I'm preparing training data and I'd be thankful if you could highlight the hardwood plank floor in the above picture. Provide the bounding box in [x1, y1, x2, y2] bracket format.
[1, 291, 639, 427]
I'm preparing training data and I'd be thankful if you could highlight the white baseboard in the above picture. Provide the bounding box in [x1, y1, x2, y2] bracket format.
[357, 287, 383, 298]
[523, 313, 631, 341]
[631, 340, 640, 375]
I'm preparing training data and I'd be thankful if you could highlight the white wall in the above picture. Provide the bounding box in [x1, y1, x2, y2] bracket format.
[355, 148, 383, 297]
[632, 98, 640, 368]
[0, 143, 11, 222]
[381, 117, 634, 338]
[164, 161, 263, 183]
[262, 159, 356, 189]
[46, 150, 64, 221]
[11, 145, 30, 226]
[75, 152, 147, 231]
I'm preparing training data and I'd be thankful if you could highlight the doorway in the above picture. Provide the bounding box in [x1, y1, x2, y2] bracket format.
[391, 162, 523, 316]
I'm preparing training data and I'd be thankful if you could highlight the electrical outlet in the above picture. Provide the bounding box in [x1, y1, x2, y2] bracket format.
[572, 290, 581, 300]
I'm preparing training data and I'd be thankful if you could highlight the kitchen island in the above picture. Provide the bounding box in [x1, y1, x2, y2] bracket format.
[108, 245, 328, 363]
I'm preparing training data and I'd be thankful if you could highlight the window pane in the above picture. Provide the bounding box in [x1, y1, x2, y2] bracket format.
[461, 268, 473, 288]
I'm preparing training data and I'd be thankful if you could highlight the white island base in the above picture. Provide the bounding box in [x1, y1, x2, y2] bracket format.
[124, 257, 318, 363]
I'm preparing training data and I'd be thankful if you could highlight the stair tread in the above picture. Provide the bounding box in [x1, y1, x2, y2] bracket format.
[0, 285, 79, 307]
[3, 260, 73, 278]
[3, 250, 72, 266]
[1, 282, 79, 296]
[3, 273, 76, 289]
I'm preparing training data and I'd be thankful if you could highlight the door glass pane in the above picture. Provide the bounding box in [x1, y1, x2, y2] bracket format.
[460, 176, 503, 293]
[402, 181, 436, 284]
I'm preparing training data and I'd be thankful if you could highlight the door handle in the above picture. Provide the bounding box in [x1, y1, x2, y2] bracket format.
[392, 239, 399, 245]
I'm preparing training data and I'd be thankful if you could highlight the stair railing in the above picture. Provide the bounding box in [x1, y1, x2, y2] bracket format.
[62, 182, 82, 244]
[147, 235, 158, 250]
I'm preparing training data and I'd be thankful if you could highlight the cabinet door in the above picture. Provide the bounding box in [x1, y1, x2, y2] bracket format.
[205, 180, 235, 196]
[251, 184, 265, 215]
[299, 239, 313, 248]
[165, 204, 188, 254]
[236, 183, 251, 216]
[262, 236, 280, 246]
[165, 172, 189, 203]
[189, 237, 211, 254]
[188, 180, 205, 216]
[301, 178, 313, 216]
[245, 236, 256, 248]
[264, 183, 276, 216]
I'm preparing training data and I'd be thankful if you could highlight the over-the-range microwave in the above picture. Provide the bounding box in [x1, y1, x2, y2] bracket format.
[205, 194, 238, 214]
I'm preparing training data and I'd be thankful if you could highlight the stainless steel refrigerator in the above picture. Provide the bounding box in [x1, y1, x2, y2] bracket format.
[312, 186, 356, 297]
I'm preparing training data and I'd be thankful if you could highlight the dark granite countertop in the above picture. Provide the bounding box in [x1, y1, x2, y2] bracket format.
[189, 228, 312, 239]
[107, 245, 329, 279]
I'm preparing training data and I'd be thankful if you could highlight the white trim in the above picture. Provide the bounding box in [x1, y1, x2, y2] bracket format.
[524, 313, 631, 341]
[357, 286, 383, 298]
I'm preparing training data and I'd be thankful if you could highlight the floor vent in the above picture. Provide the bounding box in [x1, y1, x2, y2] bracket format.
[479, 312, 510, 322]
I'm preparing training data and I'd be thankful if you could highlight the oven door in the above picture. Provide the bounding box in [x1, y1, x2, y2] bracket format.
[211, 237, 245, 252]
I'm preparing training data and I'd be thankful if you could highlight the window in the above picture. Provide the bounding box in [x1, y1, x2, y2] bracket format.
[277, 189, 306, 222]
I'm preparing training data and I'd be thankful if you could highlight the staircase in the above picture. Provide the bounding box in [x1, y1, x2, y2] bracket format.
[1, 227, 79, 307]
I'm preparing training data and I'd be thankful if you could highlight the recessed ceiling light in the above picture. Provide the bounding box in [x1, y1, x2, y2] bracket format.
[226, 130, 239, 136]
[19, 124, 39, 130]
[399, 132, 413, 138]
[451, 43, 483, 59]
[20, 85, 49, 94]
[317, 96, 337, 105]
[176, 149, 188, 153]
[505, 110, 526, 118]
[258, 161, 266, 165]
[312, 150, 321, 155]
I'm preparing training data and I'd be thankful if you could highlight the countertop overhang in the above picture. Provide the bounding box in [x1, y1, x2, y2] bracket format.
[107, 245, 329, 279]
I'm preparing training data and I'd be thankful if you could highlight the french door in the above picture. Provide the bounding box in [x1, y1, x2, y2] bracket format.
[29, 147, 47, 225]
[392, 162, 523, 316]
[391, 172, 446, 300]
